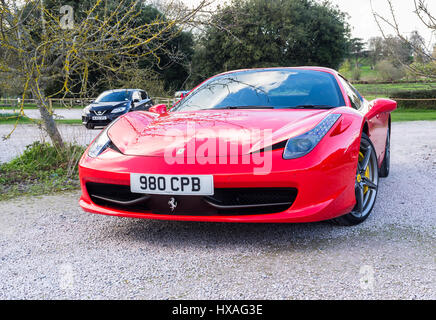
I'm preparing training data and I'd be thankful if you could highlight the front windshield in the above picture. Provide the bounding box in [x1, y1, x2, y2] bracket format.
[172, 69, 345, 111]
[95, 90, 132, 102]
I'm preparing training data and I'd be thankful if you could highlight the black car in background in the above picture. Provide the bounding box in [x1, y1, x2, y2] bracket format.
[82, 89, 153, 129]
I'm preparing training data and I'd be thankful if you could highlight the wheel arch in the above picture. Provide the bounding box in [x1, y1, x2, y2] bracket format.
[388, 114, 391, 132]
[362, 121, 369, 136]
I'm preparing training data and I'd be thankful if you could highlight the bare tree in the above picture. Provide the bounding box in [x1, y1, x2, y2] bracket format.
[371, 0, 436, 79]
[409, 30, 428, 62]
[368, 36, 384, 69]
[0, 0, 214, 147]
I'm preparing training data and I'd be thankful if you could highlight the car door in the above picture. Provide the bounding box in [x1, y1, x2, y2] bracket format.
[338, 76, 388, 162]
[131, 91, 142, 110]
[140, 90, 153, 110]
[131, 91, 153, 111]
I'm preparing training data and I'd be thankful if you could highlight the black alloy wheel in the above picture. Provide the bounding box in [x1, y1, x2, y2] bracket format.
[333, 133, 379, 226]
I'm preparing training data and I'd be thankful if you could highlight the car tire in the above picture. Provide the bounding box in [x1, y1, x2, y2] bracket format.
[85, 123, 94, 130]
[333, 133, 379, 226]
[379, 127, 390, 178]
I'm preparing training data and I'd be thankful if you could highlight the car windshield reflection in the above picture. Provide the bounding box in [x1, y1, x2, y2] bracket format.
[172, 69, 345, 112]
[96, 91, 133, 102]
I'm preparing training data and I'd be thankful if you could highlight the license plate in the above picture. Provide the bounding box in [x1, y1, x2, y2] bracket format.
[92, 116, 107, 120]
[130, 174, 214, 195]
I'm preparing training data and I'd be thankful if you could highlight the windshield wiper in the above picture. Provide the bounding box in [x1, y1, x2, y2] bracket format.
[217, 105, 274, 110]
[290, 105, 337, 109]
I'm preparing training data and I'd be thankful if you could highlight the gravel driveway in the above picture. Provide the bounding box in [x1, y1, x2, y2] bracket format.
[0, 121, 435, 299]
[22, 108, 83, 120]
[0, 108, 83, 120]
[0, 124, 99, 163]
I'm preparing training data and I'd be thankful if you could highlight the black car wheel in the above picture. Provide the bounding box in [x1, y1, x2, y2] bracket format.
[85, 123, 95, 130]
[333, 133, 379, 226]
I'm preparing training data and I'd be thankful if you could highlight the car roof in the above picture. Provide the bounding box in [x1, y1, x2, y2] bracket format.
[102, 89, 144, 93]
[215, 66, 339, 77]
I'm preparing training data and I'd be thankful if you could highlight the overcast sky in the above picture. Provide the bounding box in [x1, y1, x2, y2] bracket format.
[181, 0, 436, 48]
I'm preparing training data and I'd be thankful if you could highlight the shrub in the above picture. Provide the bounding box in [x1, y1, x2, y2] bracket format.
[405, 61, 436, 81]
[351, 67, 361, 81]
[390, 89, 436, 109]
[339, 60, 351, 74]
[376, 60, 405, 81]
[0, 141, 85, 199]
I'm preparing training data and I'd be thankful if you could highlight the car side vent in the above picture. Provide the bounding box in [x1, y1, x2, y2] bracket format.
[108, 141, 122, 154]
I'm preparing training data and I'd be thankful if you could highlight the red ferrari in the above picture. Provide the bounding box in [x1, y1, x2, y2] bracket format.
[79, 67, 396, 225]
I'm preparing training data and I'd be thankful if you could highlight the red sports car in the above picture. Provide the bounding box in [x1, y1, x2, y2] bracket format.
[79, 67, 396, 225]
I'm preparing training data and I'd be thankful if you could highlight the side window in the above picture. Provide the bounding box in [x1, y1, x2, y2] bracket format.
[132, 91, 141, 101]
[338, 76, 362, 110]
[140, 91, 148, 100]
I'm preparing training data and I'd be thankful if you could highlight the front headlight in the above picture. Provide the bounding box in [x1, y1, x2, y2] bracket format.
[88, 130, 111, 158]
[283, 114, 341, 159]
[82, 105, 91, 116]
[111, 106, 128, 113]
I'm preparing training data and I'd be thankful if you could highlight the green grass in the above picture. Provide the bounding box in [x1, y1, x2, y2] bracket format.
[2, 106, 435, 129]
[56, 119, 82, 125]
[392, 108, 436, 122]
[355, 82, 436, 98]
[0, 104, 85, 109]
[340, 58, 379, 81]
[358, 64, 378, 80]
[0, 113, 82, 125]
[0, 113, 34, 124]
[340, 58, 436, 94]
[0, 141, 85, 201]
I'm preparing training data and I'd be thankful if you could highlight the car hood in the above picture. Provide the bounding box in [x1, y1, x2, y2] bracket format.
[90, 101, 130, 111]
[107, 109, 335, 157]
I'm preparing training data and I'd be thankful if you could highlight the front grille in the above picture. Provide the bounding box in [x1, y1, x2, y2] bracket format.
[87, 183, 138, 202]
[206, 188, 295, 206]
[91, 110, 107, 115]
[86, 182, 297, 216]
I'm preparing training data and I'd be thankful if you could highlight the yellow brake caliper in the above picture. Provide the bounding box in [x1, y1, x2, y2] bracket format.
[358, 152, 370, 194]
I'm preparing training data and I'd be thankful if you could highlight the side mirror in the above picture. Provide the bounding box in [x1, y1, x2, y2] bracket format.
[367, 98, 397, 119]
[149, 104, 168, 115]
[174, 90, 190, 99]
[133, 98, 140, 103]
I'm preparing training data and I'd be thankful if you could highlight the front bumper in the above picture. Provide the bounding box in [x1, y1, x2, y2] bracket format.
[82, 112, 125, 126]
[78, 132, 360, 223]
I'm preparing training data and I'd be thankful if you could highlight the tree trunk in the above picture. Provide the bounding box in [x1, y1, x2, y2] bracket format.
[32, 89, 64, 149]
[38, 103, 64, 149]
[32, 1, 64, 148]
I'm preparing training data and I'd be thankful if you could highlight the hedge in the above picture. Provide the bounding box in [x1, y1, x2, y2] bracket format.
[389, 89, 436, 109]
